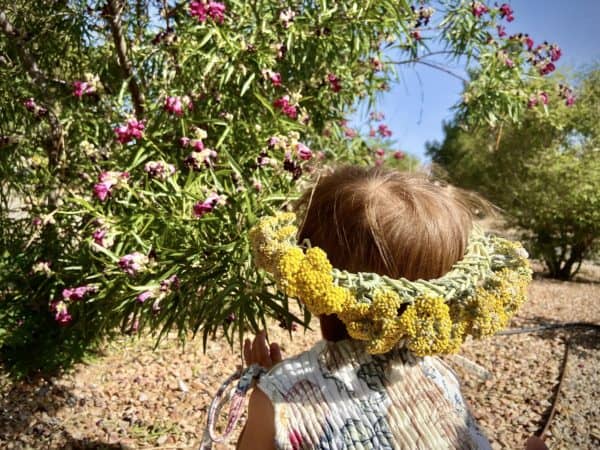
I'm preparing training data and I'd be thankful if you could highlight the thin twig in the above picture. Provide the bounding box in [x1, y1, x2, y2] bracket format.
[105, 0, 145, 117]
[415, 60, 468, 83]
[539, 339, 570, 440]
[388, 50, 459, 65]
[496, 322, 600, 336]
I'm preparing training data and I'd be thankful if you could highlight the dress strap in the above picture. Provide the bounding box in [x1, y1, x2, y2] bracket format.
[199, 364, 266, 450]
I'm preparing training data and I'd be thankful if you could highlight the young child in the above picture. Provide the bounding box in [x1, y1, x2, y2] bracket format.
[235, 166, 527, 449]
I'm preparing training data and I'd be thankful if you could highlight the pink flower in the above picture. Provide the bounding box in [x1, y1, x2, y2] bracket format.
[160, 275, 180, 292]
[32, 217, 43, 227]
[410, 30, 421, 41]
[137, 290, 154, 303]
[524, 35, 534, 51]
[375, 148, 385, 157]
[527, 95, 538, 109]
[565, 94, 575, 107]
[344, 127, 357, 138]
[268, 136, 281, 148]
[62, 285, 96, 301]
[394, 151, 405, 160]
[114, 118, 145, 144]
[23, 98, 47, 116]
[262, 70, 282, 87]
[279, 8, 296, 28]
[93, 171, 129, 201]
[270, 72, 282, 87]
[378, 124, 392, 138]
[370, 57, 383, 72]
[193, 193, 224, 218]
[539, 61, 556, 76]
[118, 252, 149, 276]
[539, 92, 549, 105]
[193, 139, 205, 151]
[471, 2, 488, 18]
[93, 182, 111, 201]
[369, 128, 376, 138]
[190, 1, 226, 23]
[144, 161, 176, 180]
[257, 155, 271, 167]
[497, 25, 506, 38]
[127, 119, 144, 139]
[114, 125, 130, 144]
[252, 179, 263, 191]
[24, 98, 37, 111]
[296, 143, 313, 161]
[273, 95, 298, 119]
[50, 300, 72, 326]
[499, 3, 514, 22]
[327, 74, 342, 92]
[165, 96, 184, 116]
[92, 228, 111, 247]
[207, 1, 226, 23]
[73, 81, 95, 98]
[549, 45, 562, 62]
[180, 136, 191, 147]
[369, 111, 385, 121]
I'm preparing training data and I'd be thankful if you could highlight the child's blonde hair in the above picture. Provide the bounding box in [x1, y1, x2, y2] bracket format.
[297, 166, 474, 281]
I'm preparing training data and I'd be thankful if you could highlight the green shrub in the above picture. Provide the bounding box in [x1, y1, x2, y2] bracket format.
[427, 68, 600, 280]
[0, 0, 564, 377]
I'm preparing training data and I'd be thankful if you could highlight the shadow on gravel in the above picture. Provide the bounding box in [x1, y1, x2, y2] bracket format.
[0, 377, 127, 450]
[54, 436, 128, 450]
[513, 315, 600, 353]
[0, 378, 74, 445]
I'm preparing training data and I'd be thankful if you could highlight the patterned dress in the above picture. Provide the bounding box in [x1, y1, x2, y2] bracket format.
[258, 339, 491, 450]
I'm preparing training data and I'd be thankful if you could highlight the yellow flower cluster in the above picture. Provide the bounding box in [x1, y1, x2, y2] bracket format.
[465, 267, 532, 338]
[249, 213, 533, 357]
[278, 247, 352, 316]
[398, 294, 455, 357]
[342, 290, 404, 354]
[249, 212, 296, 273]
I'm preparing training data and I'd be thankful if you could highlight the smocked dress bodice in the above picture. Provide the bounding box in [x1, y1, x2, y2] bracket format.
[257, 339, 491, 450]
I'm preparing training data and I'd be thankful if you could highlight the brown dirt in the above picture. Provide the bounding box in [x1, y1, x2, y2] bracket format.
[1, 264, 599, 450]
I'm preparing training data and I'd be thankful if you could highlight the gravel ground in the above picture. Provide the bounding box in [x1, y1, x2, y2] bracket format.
[1, 263, 598, 450]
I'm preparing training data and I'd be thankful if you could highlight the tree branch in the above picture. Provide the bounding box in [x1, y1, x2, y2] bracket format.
[105, 0, 145, 118]
[389, 51, 469, 84]
[0, 10, 67, 88]
[0, 9, 65, 177]
[415, 60, 468, 83]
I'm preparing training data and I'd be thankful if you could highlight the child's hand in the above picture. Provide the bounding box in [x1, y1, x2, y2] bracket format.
[244, 330, 282, 369]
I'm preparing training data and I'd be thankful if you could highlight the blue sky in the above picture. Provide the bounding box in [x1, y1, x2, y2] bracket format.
[360, 0, 600, 162]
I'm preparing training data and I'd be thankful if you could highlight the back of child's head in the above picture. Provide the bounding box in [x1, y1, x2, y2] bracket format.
[297, 166, 473, 281]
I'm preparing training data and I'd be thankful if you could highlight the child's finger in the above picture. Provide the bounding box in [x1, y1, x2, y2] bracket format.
[270, 343, 282, 364]
[258, 331, 271, 366]
[243, 338, 252, 366]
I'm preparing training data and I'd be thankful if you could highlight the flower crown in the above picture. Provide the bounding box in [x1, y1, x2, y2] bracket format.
[250, 212, 532, 356]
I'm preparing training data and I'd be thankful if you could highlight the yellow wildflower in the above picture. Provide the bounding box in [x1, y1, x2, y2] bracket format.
[399, 294, 453, 357]
[370, 289, 402, 320]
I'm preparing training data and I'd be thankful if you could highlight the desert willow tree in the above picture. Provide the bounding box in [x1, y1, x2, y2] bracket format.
[0, 0, 565, 376]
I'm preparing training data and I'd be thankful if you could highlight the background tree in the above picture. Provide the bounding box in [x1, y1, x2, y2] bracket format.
[427, 67, 600, 280]
[0, 0, 565, 377]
